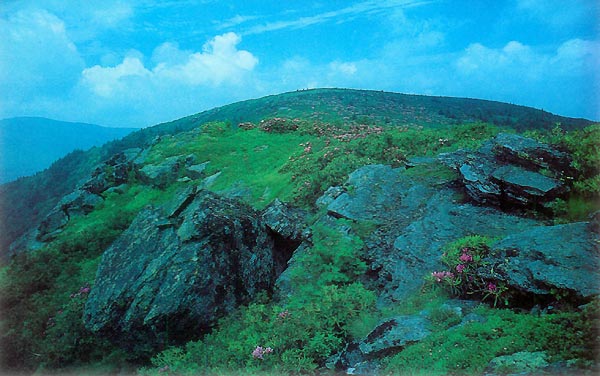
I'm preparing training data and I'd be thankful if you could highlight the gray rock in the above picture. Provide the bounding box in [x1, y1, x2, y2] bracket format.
[36, 208, 69, 242]
[484, 351, 549, 375]
[83, 149, 141, 195]
[319, 162, 537, 303]
[138, 155, 184, 188]
[84, 190, 282, 353]
[480, 222, 600, 299]
[492, 133, 573, 173]
[262, 199, 307, 242]
[326, 165, 405, 223]
[35, 189, 104, 242]
[316, 186, 345, 208]
[358, 315, 431, 356]
[185, 161, 209, 180]
[439, 133, 571, 209]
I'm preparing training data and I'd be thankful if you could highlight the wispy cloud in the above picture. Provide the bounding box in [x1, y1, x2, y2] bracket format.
[244, 0, 434, 35]
[216, 14, 261, 30]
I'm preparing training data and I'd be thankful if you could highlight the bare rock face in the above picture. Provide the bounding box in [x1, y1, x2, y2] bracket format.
[84, 189, 287, 353]
[439, 133, 572, 209]
[479, 221, 600, 300]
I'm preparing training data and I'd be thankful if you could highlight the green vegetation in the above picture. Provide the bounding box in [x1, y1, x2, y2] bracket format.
[526, 124, 600, 220]
[0, 184, 168, 372]
[384, 300, 600, 375]
[0, 89, 598, 375]
[1, 88, 592, 255]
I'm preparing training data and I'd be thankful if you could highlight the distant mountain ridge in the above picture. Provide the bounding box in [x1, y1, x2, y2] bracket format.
[0, 117, 138, 184]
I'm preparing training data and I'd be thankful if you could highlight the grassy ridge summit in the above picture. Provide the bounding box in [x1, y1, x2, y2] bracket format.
[0, 117, 137, 184]
[144, 88, 592, 141]
[0, 89, 594, 256]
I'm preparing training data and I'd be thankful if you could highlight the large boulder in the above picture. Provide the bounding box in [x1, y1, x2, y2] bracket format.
[439, 133, 572, 209]
[480, 221, 600, 300]
[84, 189, 283, 352]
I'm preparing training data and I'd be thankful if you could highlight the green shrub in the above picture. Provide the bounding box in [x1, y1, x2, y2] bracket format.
[427, 235, 509, 307]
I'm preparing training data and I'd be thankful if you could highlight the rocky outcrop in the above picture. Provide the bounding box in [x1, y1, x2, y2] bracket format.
[479, 221, 600, 300]
[325, 165, 406, 223]
[321, 163, 537, 303]
[83, 149, 141, 194]
[84, 189, 292, 352]
[439, 133, 572, 209]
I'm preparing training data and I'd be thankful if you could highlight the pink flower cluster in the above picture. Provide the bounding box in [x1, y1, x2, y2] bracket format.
[278, 310, 290, 319]
[332, 124, 384, 142]
[252, 346, 273, 360]
[487, 282, 497, 292]
[70, 286, 91, 299]
[432, 271, 454, 282]
[259, 118, 300, 133]
[456, 248, 474, 273]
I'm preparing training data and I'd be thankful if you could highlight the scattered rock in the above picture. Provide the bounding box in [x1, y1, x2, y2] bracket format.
[83, 149, 142, 195]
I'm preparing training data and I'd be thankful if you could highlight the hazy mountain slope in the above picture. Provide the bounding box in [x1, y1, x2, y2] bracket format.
[0, 117, 138, 184]
[0, 89, 593, 255]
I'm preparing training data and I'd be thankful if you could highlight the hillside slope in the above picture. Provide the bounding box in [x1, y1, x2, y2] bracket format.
[0, 88, 598, 375]
[0, 117, 138, 184]
[0, 89, 593, 255]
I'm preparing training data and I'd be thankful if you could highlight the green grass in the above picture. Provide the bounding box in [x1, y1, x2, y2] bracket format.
[383, 301, 599, 375]
[2, 113, 599, 374]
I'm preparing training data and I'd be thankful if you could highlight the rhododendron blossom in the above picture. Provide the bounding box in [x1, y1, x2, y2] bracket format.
[252, 346, 273, 360]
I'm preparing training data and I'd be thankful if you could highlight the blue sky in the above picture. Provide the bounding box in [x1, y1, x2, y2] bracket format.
[0, 0, 598, 127]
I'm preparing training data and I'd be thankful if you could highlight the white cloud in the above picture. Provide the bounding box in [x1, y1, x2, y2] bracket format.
[245, 0, 434, 35]
[82, 57, 151, 97]
[329, 61, 358, 76]
[81, 32, 258, 98]
[0, 9, 84, 106]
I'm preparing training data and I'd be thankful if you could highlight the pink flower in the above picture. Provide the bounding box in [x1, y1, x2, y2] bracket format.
[456, 264, 466, 273]
[459, 252, 473, 262]
[278, 310, 290, 319]
[487, 282, 497, 292]
[252, 346, 273, 360]
[432, 271, 455, 282]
